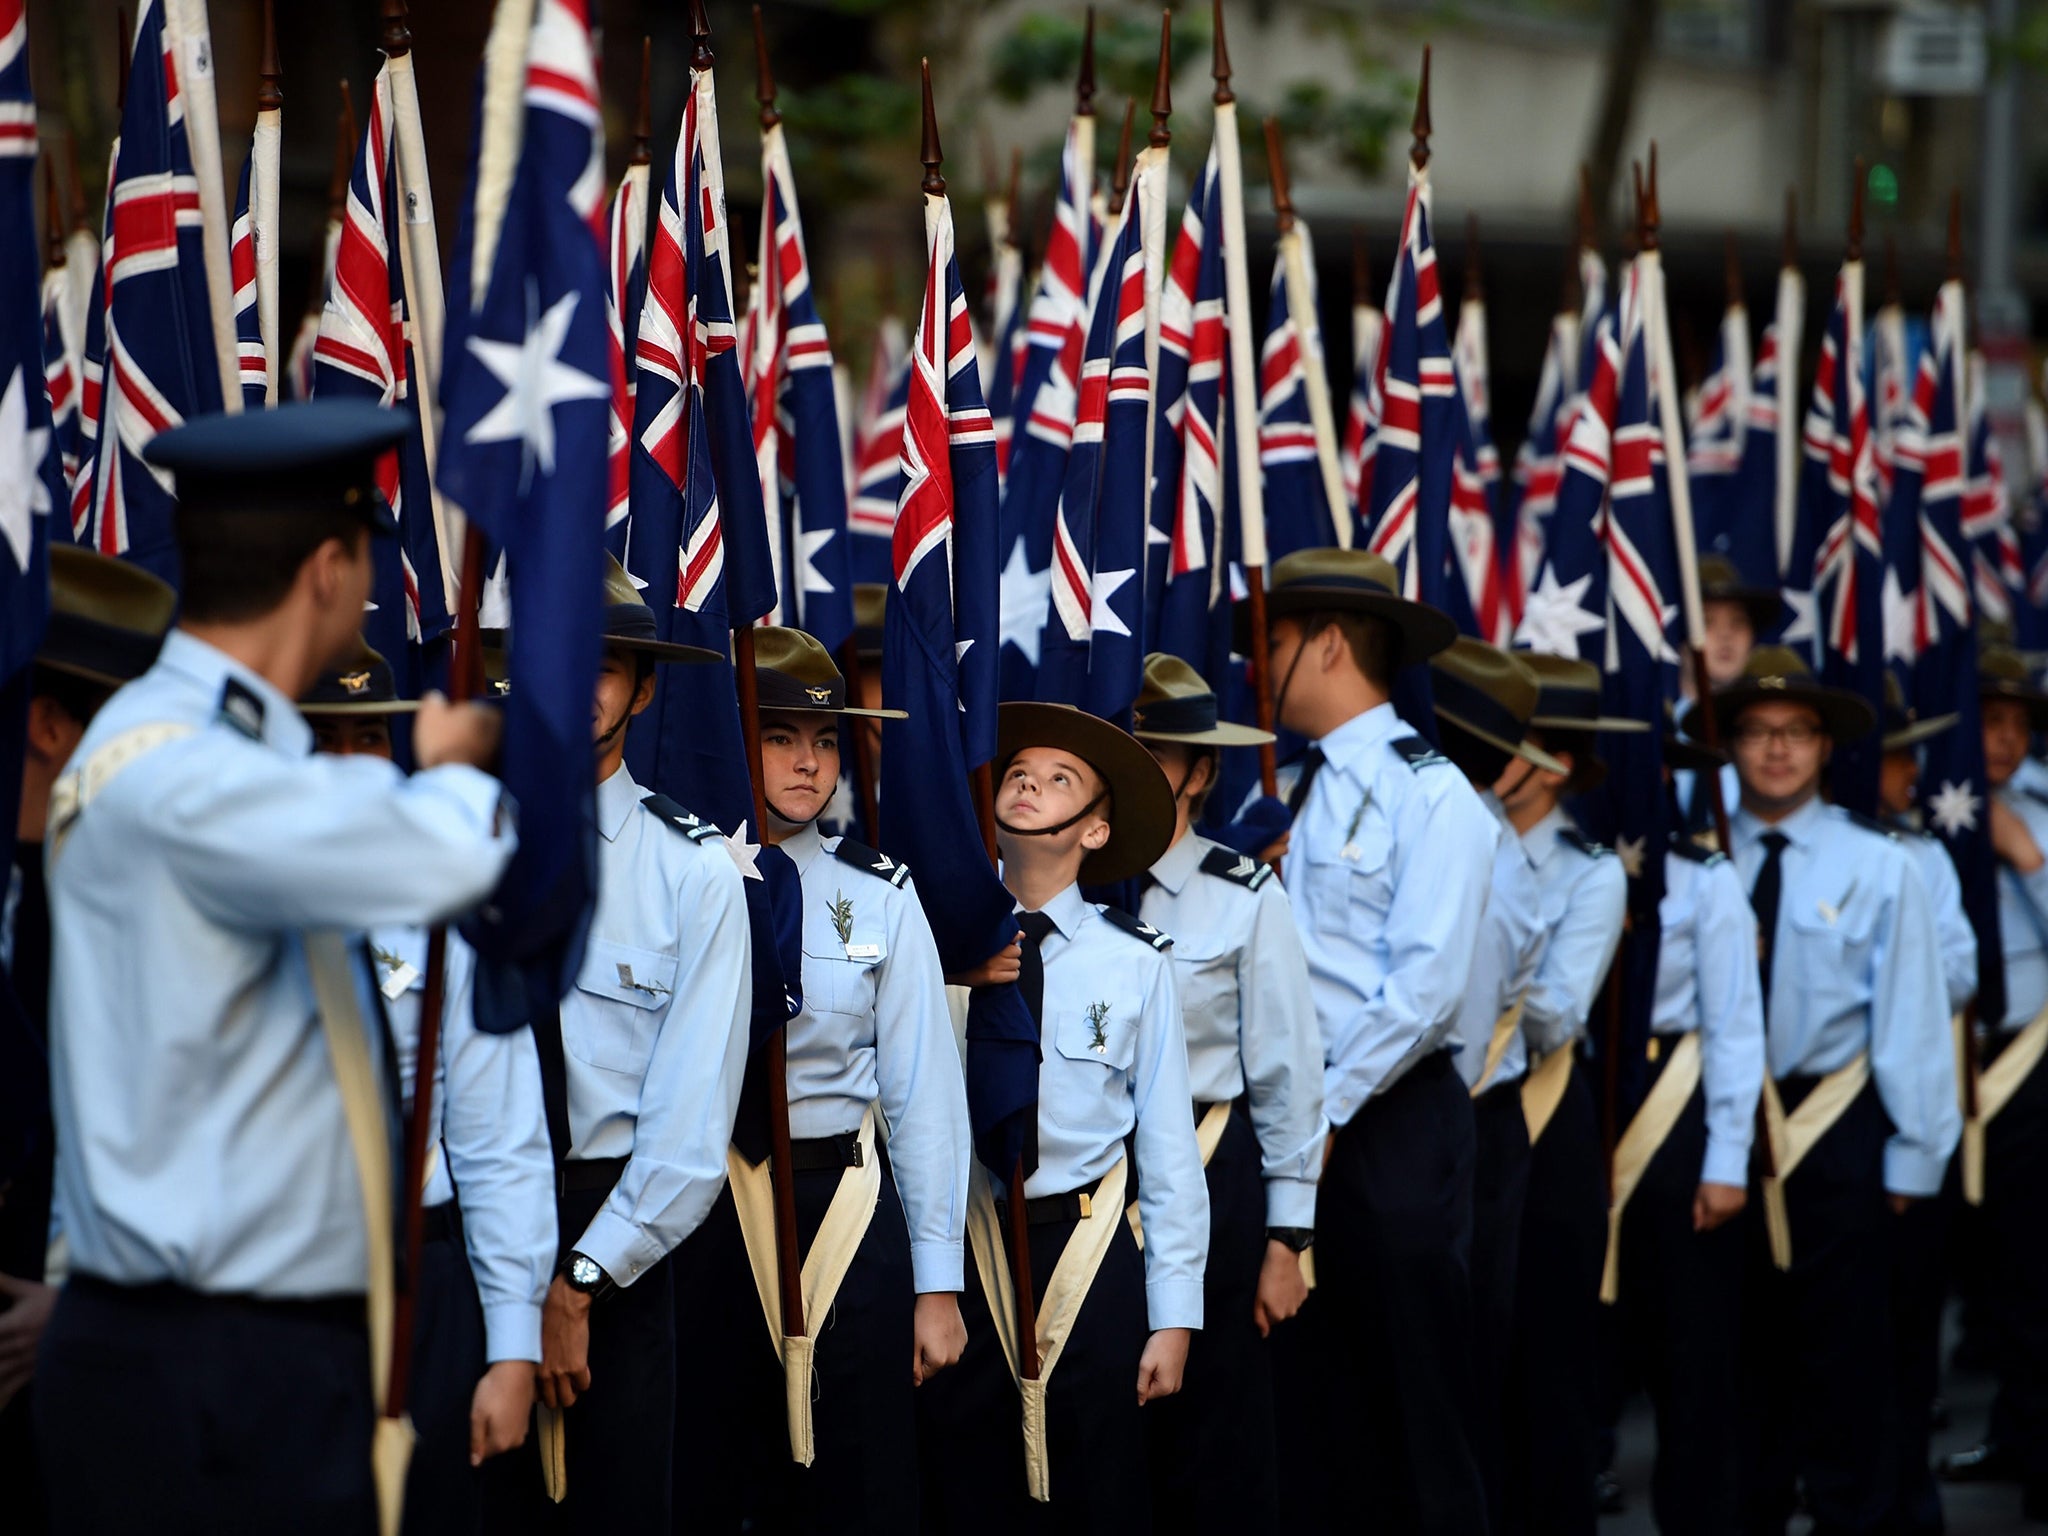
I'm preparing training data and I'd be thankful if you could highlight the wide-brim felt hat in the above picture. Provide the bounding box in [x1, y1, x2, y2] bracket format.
[1131, 653, 1273, 747]
[1234, 548, 1458, 669]
[1428, 638, 1569, 776]
[1979, 645, 2048, 732]
[601, 554, 724, 665]
[1519, 650, 1650, 793]
[142, 399, 404, 534]
[300, 638, 421, 715]
[37, 546, 177, 688]
[1679, 644, 1877, 745]
[996, 702, 1176, 885]
[1698, 552, 1783, 637]
[752, 626, 906, 718]
[1879, 672, 1957, 753]
[1662, 731, 1730, 774]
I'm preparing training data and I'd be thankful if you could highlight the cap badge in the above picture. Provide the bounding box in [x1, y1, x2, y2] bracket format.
[339, 670, 372, 696]
[806, 685, 834, 705]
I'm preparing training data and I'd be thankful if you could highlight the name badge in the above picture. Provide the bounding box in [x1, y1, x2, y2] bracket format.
[380, 959, 421, 1000]
[844, 943, 881, 961]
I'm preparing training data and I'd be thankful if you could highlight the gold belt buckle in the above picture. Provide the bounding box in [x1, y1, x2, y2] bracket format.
[1076, 1192, 1093, 1219]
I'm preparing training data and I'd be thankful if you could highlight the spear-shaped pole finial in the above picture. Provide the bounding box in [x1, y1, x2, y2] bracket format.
[1465, 212, 1483, 302]
[258, 0, 282, 113]
[1265, 116, 1295, 235]
[1409, 45, 1432, 172]
[753, 7, 780, 130]
[1946, 189, 1963, 283]
[116, 9, 130, 115]
[1077, 6, 1097, 118]
[920, 57, 945, 198]
[1212, 0, 1233, 106]
[380, 0, 411, 60]
[1149, 10, 1172, 151]
[329, 80, 356, 222]
[1847, 157, 1865, 263]
[1577, 162, 1595, 252]
[692, 0, 715, 72]
[1725, 230, 1743, 307]
[1108, 99, 1134, 216]
[632, 37, 652, 166]
[1782, 186, 1798, 269]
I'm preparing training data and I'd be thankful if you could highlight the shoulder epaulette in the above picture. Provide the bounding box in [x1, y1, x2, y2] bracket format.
[1559, 827, 1611, 859]
[1199, 845, 1274, 891]
[216, 678, 265, 741]
[1390, 735, 1450, 771]
[1838, 806, 1900, 841]
[1667, 831, 1727, 866]
[1099, 905, 1173, 952]
[640, 793, 723, 845]
[831, 836, 911, 888]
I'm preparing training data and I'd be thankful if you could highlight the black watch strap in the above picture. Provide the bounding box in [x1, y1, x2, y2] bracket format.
[1267, 1226, 1315, 1253]
[561, 1250, 615, 1300]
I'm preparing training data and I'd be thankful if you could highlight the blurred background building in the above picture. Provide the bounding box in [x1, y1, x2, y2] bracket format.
[20, 0, 2046, 487]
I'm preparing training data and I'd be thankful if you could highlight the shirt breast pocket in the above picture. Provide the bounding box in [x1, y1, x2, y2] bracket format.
[801, 937, 888, 1019]
[567, 938, 676, 1075]
[1170, 937, 1240, 1042]
[1046, 1003, 1137, 1131]
[1783, 898, 1878, 1031]
[1304, 826, 1394, 937]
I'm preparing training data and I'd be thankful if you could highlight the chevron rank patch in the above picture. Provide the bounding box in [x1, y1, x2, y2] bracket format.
[641, 793, 723, 845]
[1391, 735, 1449, 771]
[1101, 906, 1172, 951]
[1200, 845, 1274, 891]
[832, 837, 911, 888]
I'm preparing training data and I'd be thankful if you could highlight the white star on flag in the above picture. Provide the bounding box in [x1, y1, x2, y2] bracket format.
[999, 539, 1051, 667]
[0, 367, 51, 574]
[1614, 833, 1647, 879]
[1088, 566, 1136, 639]
[722, 820, 764, 881]
[795, 526, 836, 596]
[462, 285, 609, 484]
[1516, 567, 1606, 656]
[1779, 584, 1818, 650]
[1881, 566, 1919, 666]
[1927, 778, 1982, 838]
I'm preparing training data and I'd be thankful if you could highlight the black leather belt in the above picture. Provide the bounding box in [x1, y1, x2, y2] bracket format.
[559, 1156, 629, 1197]
[1193, 1099, 1224, 1121]
[788, 1131, 865, 1173]
[1000, 1174, 1106, 1227]
[421, 1200, 460, 1246]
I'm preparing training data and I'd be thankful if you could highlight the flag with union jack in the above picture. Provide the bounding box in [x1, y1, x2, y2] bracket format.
[750, 113, 851, 650]
[985, 208, 1027, 488]
[1912, 280, 2004, 1025]
[1341, 249, 1383, 526]
[847, 321, 907, 585]
[228, 157, 267, 407]
[1, 0, 56, 684]
[1037, 148, 1154, 724]
[1963, 351, 2019, 631]
[1258, 234, 1337, 560]
[1505, 301, 1577, 617]
[85, 0, 228, 581]
[436, 0, 609, 1029]
[1685, 290, 1748, 566]
[312, 62, 452, 692]
[600, 149, 646, 559]
[878, 174, 1028, 1178]
[65, 138, 113, 547]
[39, 213, 80, 544]
[1447, 267, 1509, 643]
[1704, 267, 1794, 626]
[1805, 258, 1885, 816]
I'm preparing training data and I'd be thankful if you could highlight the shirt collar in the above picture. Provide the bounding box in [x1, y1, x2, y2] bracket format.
[596, 760, 643, 843]
[1316, 701, 1402, 779]
[1520, 804, 1570, 865]
[1733, 791, 1828, 850]
[1149, 828, 1205, 896]
[158, 629, 310, 758]
[1018, 881, 1090, 940]
[779, 820, 825, 873]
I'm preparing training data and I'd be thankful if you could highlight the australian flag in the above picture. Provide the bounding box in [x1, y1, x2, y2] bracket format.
[752, 117, 851, 650]
[1341, 256, 1384, 525]
[1708, 282, 1792, 618]
[847, 330, 907, 584]
[66, 139, 114, 550]
[876, 182, 1027, 1176]
[601, 153, 646, 559]
[986, 213, 1028, 488]
[38, 221, 79, 543]
[1913, 281, 2004, 1025]
[1259, 236, 1337, 560]
[86, 0, 225, 581]
[1962, 353, 2019, 631]
[1449, 280, 1509, 643]
[229, 156, 267, 407]
[1505, 304, 1578, 620]
[1037, 154, 1151, 724]
[1806, 261, 1885, 816]
[313, 62, 452, 696]
[1685, 293, 1748, 562]
[436, 0, 609, 1031]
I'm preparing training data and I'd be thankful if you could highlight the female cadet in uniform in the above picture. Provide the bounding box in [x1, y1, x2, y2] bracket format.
[1130, 653, 1324, 1536]
[302, 641, 556, 1534]
[919, 701, 1209, 1534]
[672, 627, 971, 1533]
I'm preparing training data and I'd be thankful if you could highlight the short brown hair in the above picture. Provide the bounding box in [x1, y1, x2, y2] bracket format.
[1292, 609, 1396, 690]
[175, 507, 369, 624]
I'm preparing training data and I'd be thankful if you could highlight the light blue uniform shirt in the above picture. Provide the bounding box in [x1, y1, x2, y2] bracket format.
[562, 763, 752, 1286]
[1282, 702, 1498, 1125]
[1652, 844, 1766, 1188]
[1139, 831, 1325, 1227]
[1995, 786, 2048, 1028]
[2013, 754, 2048, 801]
[1015, 883, 1208, 1331]
[373, 928, 554, 1364]
[1885, 820, 1977, 1016]
[1729, 798, 1960, 1196]
[780, 822, 970, 1294]
[1450, 798, 1546, 1090]
[1521, 807, 1627, 1057]
[47, 630, 515, 1297]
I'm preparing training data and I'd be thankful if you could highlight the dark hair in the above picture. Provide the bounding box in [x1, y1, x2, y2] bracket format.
[30, 664, 114, 727]
[1179, 745, 1220, 822]
[175, 508, 369, 624]
[1438, 718, 1511, 786]
[1294, 608, 1395, 690]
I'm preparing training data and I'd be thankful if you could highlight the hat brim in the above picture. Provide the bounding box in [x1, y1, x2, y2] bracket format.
[996, 702, 1176, 885]
[1526, 726, 1609, 794]
[1235, 584, 1458, 669]
[34, 655, 136, 691]
[299, 699, 425, 717]
[1527, 712, 1652, 734]
[1881, 711, 1959, 753]
[755, 701, 909, 720]
[1435, 705, 1569, 777]
[1980, 681, 2048, 733]
[1682, 679, 1877, 746]
[605, 636, 726, 666]
[1132, 720, 1276, 748]
[1662, 733, 1730, 774]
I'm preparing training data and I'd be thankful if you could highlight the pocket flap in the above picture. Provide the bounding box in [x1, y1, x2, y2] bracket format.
[576, 938, 678, 1010]
[1052, 1004, 1136, 1071]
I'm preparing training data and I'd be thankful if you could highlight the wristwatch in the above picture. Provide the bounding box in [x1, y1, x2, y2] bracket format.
[562, 1251, 614, 1300]
[1266, 1226, 1314, 1254]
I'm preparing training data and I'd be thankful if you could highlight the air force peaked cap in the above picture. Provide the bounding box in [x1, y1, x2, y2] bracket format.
[143, 400, 404, 533]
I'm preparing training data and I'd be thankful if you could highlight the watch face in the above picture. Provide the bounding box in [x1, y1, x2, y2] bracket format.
[570, 1255, 601, 1288]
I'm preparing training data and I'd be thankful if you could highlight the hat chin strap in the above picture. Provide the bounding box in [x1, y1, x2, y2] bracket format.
[995, 789, 1108, 841]
[766, 791, 829, 830]
[593, 702, 634, 754]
